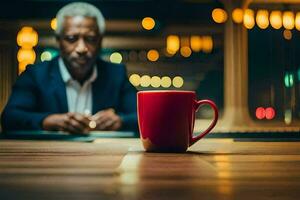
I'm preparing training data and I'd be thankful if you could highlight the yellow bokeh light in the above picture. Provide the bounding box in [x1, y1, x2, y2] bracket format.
[180, 46, 192, 57]
[295, 13, 300, 31]
[161, 76, 172, 88]
[243, 9, 255, 29]
[129, 74, 141, 87]
[212, 8, 228, 24]
[18, 62, 29, 75]
[232, 8, 243, 24]
[270, 11, 282, 29]
[50, 18, 57, 30]
[110, 52, 122, 64]
[190, 36, 202, 52]
[256, 10, 269, 29]
[283, 11, 294, 30]
[147, 49, 159, 62]
[17, 26, 38, 48]
[17, 48, 36, 64]
[140, 75, 151, 87]
[150, 76, 161, 88]
[142, 17, 155, 30]
[166, 35, 180, 54]
[283, 29, 292, 40]
[202, 36, 213, 53]
[172, 76, 184, 88]
[40, 51, 52, 62]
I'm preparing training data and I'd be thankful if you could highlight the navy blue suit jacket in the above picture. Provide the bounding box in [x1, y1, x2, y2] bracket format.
[1, 57, 138, 133]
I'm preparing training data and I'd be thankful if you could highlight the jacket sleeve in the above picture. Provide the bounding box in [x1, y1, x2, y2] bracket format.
[1, 67, 51, 132]
[117, 66, 139, 135]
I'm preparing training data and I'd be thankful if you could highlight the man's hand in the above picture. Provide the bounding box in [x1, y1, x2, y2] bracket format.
[42, 112, 91, 135]
[91, 108, 122, 131]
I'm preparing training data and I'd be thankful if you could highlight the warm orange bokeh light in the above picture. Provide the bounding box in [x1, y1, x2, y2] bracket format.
[202, 36, 213, 53]
[295, 12, 300, 31]
[180, 46, 192, 57]
[147, 49, 159, 62]
[283, 11, 294, 30]
[166, 35, 180, 54]
[243, 9, 255, 29]
[232, 8, 243, 24]
[17, 26, 38, 48]
[142, 17, 155, 30]
[256, 10, 269, 29]
[270, 11, 282, 29]
[17, 48, 36, 63]
[190, 36, 202, 52]
[283, 29, 292, 40]
[51, 18, 57, 30]
[212, 8, 228, 23]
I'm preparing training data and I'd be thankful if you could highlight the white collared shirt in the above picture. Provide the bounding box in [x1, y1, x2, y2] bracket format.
[58, 58, 97, 114]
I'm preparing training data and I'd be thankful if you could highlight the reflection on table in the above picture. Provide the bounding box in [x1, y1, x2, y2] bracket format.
[1, 137, 300, 199]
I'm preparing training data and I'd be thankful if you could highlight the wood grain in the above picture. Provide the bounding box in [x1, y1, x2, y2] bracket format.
[1, 138, 300, 199]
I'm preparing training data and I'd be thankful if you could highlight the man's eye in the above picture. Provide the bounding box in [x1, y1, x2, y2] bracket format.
[64, 36, 78, 43]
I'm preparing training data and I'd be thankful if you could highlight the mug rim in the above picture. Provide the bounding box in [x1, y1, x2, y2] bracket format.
[137, 90, 195, 94]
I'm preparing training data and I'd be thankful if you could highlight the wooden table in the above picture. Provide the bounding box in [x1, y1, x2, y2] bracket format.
[1, 138, 300, 199]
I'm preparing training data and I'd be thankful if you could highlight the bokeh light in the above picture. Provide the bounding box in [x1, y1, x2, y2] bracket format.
[180, 46, 192, 57]
[283, 29, 292, 40]
[129, 74, 141, 87]
[232, 8, 244, 24]
[295, 12, 300, 31]
[172, 76, 184, 88]
[255, 107, 265, 119]
[17, 48, 36, 63]
[150, 76, 161, 88]
[202, 36, 213, 53]
[51, 18, 57, 31]
[40, 51, 52, 62]
[166, 35, 180, 54]
[256, 10, 269, 29]
[270, 11, 282, 29]
[161, 76, 172, 88]
[243, 9, 255, 29]
[17, 26, 38, 48]
[140, 75, 151, 87]
[110, 52, 122, 64]
[283, 11, 294, 30]
[265, 107, 275, 120]
[190, 36, 202, 52]
[147, 49, 159, 62]
[212, 8, 228, 24]
[142, 17, 155, 30]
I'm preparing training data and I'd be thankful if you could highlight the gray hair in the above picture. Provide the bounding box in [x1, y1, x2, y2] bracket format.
[55, 2, 106, 35]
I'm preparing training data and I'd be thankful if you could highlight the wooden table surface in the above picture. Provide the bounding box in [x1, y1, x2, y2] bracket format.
[1, 138, 300, 200]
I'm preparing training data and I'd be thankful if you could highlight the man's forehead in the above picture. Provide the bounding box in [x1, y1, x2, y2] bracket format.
[63, 16, 99, 31]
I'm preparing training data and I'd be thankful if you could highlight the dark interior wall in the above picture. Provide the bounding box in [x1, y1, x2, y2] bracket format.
[0, 25, 18, 131]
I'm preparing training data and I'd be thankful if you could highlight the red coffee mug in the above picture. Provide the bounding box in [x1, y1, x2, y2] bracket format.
[137, 90, 218, 152]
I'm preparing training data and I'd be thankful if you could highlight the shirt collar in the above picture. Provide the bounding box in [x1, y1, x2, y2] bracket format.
[58, 57, 97, 84]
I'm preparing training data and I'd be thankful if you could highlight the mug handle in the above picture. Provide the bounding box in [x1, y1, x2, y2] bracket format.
[189, 99, 218, 146]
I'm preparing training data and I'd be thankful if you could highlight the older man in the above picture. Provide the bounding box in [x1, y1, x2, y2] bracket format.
[1, 2, 138, 134]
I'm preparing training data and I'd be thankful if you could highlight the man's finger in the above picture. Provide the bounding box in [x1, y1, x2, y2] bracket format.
[71, 113, 90, 128]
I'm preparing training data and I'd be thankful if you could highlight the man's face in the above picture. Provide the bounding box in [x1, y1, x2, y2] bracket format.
[58, 16, 102, 80]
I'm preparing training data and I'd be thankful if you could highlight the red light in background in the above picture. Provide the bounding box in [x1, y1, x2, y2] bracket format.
[265, 107, 275, 119]
[256, 107, 265, 119]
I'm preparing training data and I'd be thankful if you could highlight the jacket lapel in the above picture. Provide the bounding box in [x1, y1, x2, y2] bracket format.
[92, 60, 110, 114]
[50, 58, 68, 113]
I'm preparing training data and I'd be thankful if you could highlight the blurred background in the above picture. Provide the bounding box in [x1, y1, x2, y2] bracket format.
[0, 0, 299, 133]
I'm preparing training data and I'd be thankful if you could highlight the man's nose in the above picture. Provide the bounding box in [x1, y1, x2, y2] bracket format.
[75, 38, 88, 54]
